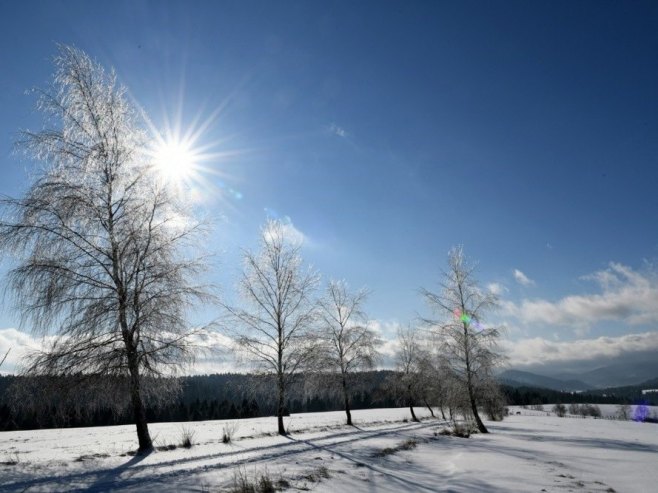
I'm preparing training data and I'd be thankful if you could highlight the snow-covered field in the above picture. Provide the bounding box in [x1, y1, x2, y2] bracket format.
[1, 407, 657, 492]
[511, 404, 658, 420]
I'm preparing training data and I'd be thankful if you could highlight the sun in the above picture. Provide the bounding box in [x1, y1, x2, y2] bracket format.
[145, 105, 244, 205]
[152, 139, 197, 183]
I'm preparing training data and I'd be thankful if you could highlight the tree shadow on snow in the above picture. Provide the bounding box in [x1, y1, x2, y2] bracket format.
[0, 451, 153, 493]
[285, 431, 495, 492]
[0, 421, 437, 492]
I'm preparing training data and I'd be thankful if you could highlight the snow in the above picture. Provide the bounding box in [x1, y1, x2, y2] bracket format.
[511, 403, 658, 420]
[1, 407, 657, 492]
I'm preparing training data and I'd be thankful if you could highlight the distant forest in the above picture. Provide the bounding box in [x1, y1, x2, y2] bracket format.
[0, 371, 655, 432]
[0, 371, 398, 431]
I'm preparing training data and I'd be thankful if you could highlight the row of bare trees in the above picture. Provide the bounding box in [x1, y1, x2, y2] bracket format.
[226, 224, 504, 435]
[391, 322, 505, 433]
[0, 45, 504, 452]
[224, 220, 382, 433]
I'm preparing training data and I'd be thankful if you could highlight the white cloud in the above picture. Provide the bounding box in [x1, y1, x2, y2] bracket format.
[502, 331, 658, 367]
[502, 263, 658, 331]
[0, 327, 237, 375]
[0, 328, 53, 374]
[327, 123, 347, 138]
[487, 282, 507, 296]
[513, 269, 535, 286]
[263, 216, 307, 246]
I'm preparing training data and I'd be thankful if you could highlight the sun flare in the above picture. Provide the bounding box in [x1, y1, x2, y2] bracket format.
[152, 139, 197, 183]
[146, 106, 244, 205]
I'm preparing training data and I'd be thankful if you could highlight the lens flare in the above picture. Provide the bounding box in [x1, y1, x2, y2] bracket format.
[453, 309, 485, 330]
[633, 403, 649, 422]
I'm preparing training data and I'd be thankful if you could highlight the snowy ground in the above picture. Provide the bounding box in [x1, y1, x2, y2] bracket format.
[510, 404, 658, 420]
[1, 407, 657, 492]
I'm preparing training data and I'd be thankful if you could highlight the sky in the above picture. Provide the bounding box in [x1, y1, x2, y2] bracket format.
[1, 0, 657, 377]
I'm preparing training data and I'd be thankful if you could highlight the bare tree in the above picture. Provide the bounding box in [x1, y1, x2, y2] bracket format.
[227, 219, 320, 435]
[414, 350, 446, 419]
[442, 367, 472, 422]
[393, 326, 424, 422]
[318, 280, 381, 425]
[616, 404, 631, 420]
[420, 246, 504, 433]
[0, 46, 212, 452]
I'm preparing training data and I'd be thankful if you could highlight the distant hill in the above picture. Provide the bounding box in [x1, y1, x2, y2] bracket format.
[503, 354, 658, 390]
[499, 369, 593, 392]
[547, 359, 658, 388]
[586, 376, 658, 403]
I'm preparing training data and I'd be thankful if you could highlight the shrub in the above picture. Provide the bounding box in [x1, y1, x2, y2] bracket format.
[552, 403, 567, 417]
[616, 404, 631, 420]
[257, 474, 275, 493]
[573, 404, 602, 418]
[400, 439, 417, 450]
[302, 465, 331, 482]
[229, 466, 277, 493]
[452, 423, 472, 437]
[1, 452, 19, 466]
[230, 467, 255, 493]
[180, 426, 196, 448]
[374, 438, 419, 457]
[586, 404, 602, 418]
[223, 421, 239, 444]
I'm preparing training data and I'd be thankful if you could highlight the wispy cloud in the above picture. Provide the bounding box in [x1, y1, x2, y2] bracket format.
[487, 282, 507, 296]
[327, 122, 347, 138]
[502, 263, 658, 333]
[513, 269, 535, 287]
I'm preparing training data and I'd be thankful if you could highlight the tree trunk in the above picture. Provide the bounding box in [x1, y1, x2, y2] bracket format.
[342, 373, 352, 426]
[407, 383, 419, 422]
[126, 347, 152, 453]
[463, 316, 488, 434]
[467, 379, 488, 433]
[440, 406, 446, 420]
[277, 373, 286, 435]
[423, 398, 435, 418]
[409, 402, 419, 422]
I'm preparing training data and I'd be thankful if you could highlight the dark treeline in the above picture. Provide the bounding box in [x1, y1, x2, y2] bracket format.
[502, 383, 658, 407]
[0, 371, 398, 431]
[3, 372, 655, 432]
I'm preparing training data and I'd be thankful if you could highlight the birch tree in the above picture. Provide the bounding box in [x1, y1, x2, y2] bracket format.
[0, 46, 212, 452]
[394, 326, 424, 422]
[420, 246, 503, 433]
[227, 220, 320, 435]
[318, 280, 381, 425]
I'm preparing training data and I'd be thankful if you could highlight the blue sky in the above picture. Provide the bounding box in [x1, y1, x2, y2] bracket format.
[1, 0, 658, 375]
